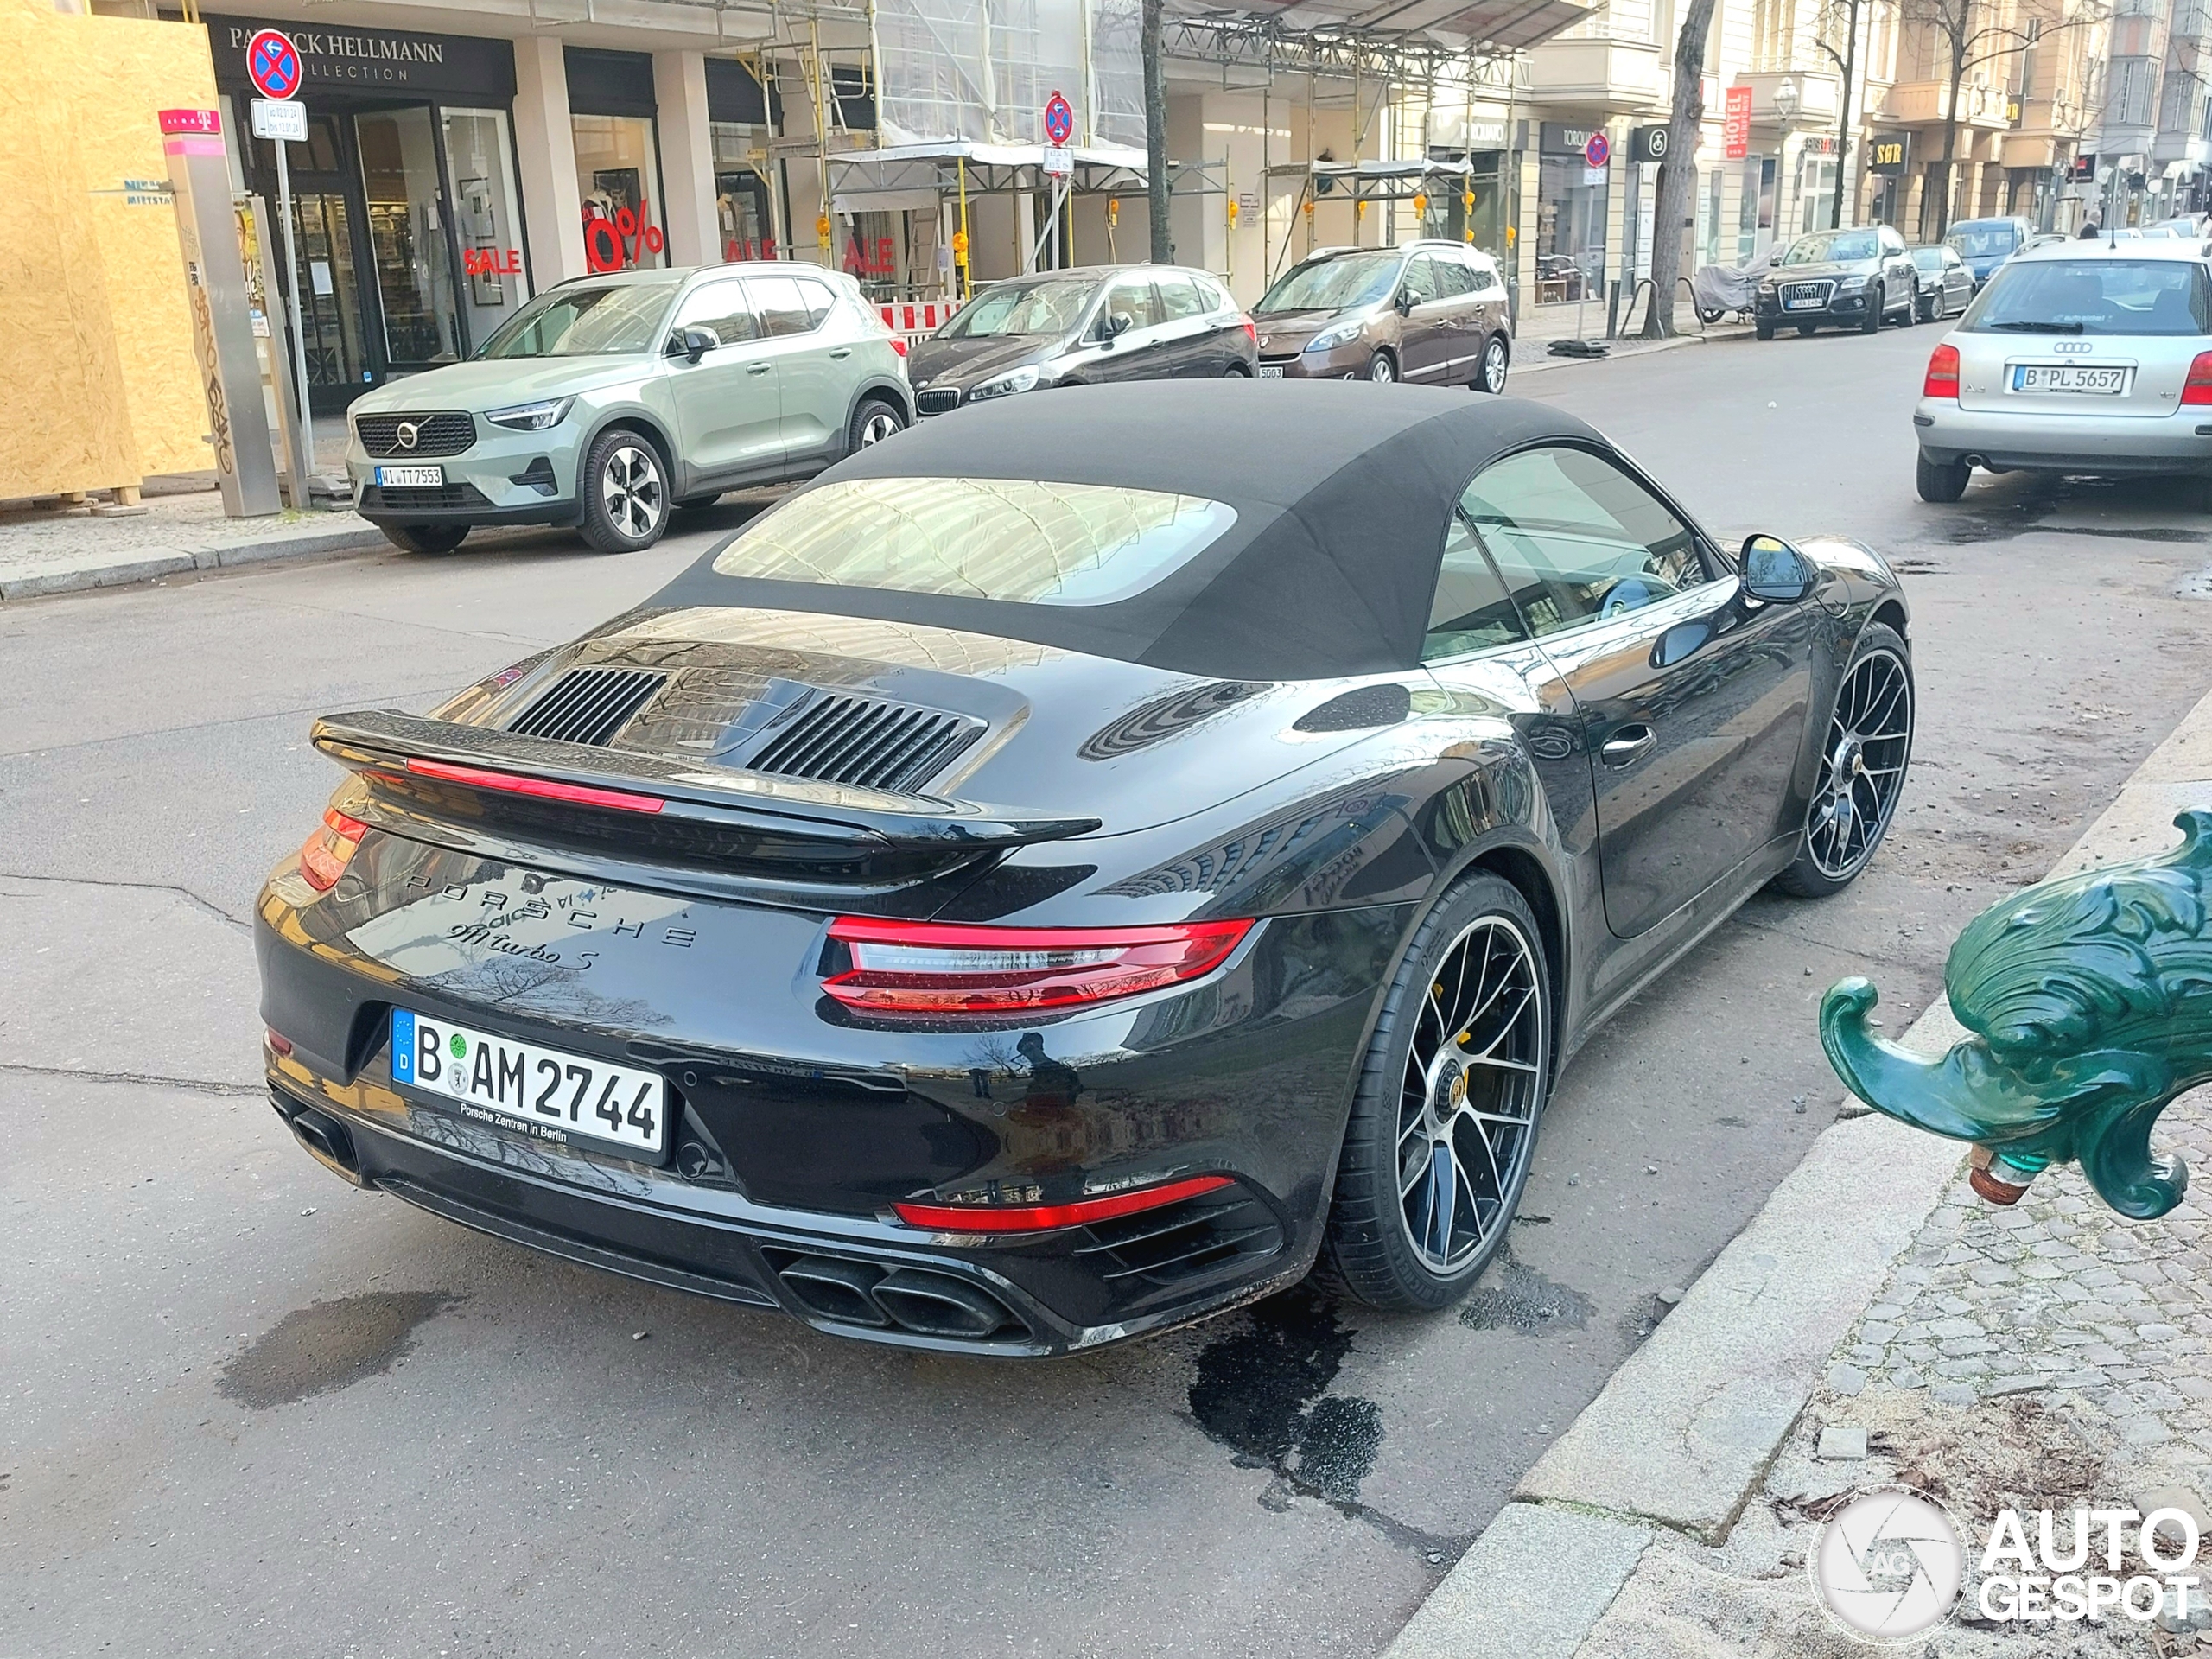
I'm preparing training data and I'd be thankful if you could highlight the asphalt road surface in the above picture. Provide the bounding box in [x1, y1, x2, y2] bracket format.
[5, 321, 2210, 1658]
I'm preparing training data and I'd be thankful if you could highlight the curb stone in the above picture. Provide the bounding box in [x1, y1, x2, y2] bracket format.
[0, 522, 385, 601]
[1385, 677, 2212, 1655]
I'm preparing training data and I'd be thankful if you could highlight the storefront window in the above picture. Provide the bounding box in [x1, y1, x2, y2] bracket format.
[841, 208, 900, 296]
[355, 107, 462, 365]
[713, 124, 777, 261]
[574, 113, 667, 273]
[1738, 156, 1776, 261]
[1536, 154, 1606, 302]
[443, 108, 531, 345]
[1700, 168, 1724, 268]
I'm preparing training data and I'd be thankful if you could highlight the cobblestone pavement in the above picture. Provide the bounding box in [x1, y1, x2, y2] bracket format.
[1574, 1096, 2212, 1657]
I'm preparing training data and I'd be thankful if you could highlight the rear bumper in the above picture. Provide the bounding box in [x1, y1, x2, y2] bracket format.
[267, 1079, 1304, 1356]
[1915, 397, 2212, 474]
[253, 845, 1400, 1354]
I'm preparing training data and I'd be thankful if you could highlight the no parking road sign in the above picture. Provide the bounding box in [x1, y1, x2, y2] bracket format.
[247, 29, 302, 100]
[1582, 130, 1611, 169]
[1044, 90, 1075, 146]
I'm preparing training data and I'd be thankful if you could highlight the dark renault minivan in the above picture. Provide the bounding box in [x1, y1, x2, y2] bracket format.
[906, 266, 1256, 415]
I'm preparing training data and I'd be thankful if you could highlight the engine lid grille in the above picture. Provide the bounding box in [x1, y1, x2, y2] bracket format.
[747, 693, 984, 793]
[508, 666, 668, 747]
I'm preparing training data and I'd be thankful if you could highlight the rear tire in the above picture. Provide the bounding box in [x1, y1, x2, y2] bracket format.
[1478, 334, 1510, 393]
[380, 524, 467, 555]
[1916, 450, 1971, 503]
[848, 396, 906, 454]
[578, 427, 669, 554]
[1772, 623, 1914, 899]
[1322, 872, 1553, 1311]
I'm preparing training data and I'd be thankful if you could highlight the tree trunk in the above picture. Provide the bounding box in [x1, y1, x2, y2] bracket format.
[1935, 43, 1967, 238]
[1141, 0, 1172, 263]
[1643, 0, 1722, 337]
[1832, 0, 1860, 229]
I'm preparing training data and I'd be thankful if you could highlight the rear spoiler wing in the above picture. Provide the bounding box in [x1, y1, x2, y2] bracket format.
[311, 709, 1098, 882]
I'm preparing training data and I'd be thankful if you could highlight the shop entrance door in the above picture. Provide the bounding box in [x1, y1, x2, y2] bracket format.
[290, 192, 368, 410]
[354, 105, 467, 372]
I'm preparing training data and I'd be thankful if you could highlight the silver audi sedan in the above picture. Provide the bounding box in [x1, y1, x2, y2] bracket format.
[1911, 238, 2212, 501]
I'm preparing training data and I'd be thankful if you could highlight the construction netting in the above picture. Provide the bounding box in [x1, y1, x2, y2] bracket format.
[872, 0, 1145, 148]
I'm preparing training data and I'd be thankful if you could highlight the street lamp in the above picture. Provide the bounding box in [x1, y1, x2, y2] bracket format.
[1775, 78, 1802, 125]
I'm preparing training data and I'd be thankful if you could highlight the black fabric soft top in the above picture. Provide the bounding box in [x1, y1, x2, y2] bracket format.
[649, 378, 1601, 681]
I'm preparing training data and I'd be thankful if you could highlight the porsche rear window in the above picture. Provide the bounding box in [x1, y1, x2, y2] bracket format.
[710, 478, 1237, 606]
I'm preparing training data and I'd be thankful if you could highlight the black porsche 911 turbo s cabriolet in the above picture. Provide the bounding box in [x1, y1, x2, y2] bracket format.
[257, 379, 1914, 1357]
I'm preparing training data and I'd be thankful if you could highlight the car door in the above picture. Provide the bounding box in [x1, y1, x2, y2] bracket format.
[1150, 273, 1217, 376]
[744, 272, 847, 469]
[1088, 275, 1168, 382]
[1459, 443, 1819, 938]
[664, 276, 779, 481]
[1397, 254, 1457, 382]
[1945, 248, 1974, 311]
[1879, 226, 1916, 310]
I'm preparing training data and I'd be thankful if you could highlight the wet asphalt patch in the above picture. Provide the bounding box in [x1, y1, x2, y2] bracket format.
[1456, 1243, 1594, 1336]
[1186, 1287, 1382, 1505]
[218, 1291, 456, 1409]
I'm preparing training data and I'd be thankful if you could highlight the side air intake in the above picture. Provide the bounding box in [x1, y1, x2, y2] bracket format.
[747, 694, 983, 793]
[509, 666, 667, 747]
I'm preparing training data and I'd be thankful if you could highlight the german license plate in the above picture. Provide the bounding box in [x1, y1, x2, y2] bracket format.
[390, 1007, 667, 1155]
[1257, 365, 1285, 378]
[1783, 296, 1823, 311]
[2010, 364, 2129, 394]
[374, 464, 444, 487]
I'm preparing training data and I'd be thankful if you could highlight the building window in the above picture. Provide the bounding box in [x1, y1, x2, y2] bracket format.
[1535, 154, 1607, 302]
[712, 124, 777, 261]
[574, 113, 667, 273]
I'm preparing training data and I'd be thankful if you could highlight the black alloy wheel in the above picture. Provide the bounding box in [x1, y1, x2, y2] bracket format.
[380, 524, 468, 555]
[579, 428, 668, 553]
[1478, 334, 1510, 394]
[849, 397, 906, 453]
[1773, 623, 1914, 898]
[1366, 351, 1398, 384]
[1324, 872, 1551, 1308]
[1916, 450, 1971, 503]
[1859, 284, 1885, 333]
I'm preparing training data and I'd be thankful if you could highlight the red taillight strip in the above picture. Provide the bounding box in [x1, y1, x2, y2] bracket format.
[830, 917, 1229, 950]
[893, 1173, 1234, 1234]
[400, 757, 665, 815]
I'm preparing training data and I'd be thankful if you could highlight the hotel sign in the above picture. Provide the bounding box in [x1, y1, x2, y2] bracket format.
[206, 16, 517, 99]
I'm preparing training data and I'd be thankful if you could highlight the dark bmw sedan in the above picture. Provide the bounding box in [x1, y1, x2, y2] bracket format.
[906, 266, 1256, 415]
[1755, 225, 1921, 337]
[258, 381, 1914, 1357]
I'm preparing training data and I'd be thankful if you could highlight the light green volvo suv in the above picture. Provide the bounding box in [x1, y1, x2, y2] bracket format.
[346, 265, 912, 555]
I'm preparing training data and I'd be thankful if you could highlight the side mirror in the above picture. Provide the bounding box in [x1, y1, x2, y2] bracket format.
[1740, 533, 1818, 604]
[672, 326, 715, 363]
[1395, 288, 1416, 315]
[1099, 309, 1134, 344]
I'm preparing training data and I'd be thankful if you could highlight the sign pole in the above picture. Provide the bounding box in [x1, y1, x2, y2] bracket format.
[274, 139, 314, 501]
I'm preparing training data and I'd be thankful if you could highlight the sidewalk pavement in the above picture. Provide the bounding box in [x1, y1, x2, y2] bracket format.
[0, 486, 384, 601]
[1388, 683, 2212, 1659]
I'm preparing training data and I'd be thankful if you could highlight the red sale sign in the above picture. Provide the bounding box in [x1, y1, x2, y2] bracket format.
[1723, 86, 1753, 160]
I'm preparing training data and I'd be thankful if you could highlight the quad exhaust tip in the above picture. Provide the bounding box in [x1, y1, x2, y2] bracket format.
[771, 1253, 1022, 1340]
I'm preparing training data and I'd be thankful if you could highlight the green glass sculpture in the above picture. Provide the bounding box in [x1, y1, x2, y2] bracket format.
[1819, 809, 2212, 1218]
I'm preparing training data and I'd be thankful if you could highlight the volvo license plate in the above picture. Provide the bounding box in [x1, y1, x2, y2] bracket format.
[373, 465, 444, 487]
[390, 1008, 667, 1155]
[2010, 364, 2129, 395]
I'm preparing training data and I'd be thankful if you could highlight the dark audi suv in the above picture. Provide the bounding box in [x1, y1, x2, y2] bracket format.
[1755, 226, 1920, 338]
[906, 266, 1256, 415]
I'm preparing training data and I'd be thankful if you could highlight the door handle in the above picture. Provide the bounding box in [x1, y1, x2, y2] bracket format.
[745, 362, 772, 376]
[1601, 726, 1656, 767]
[829, 347, 852, 359]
